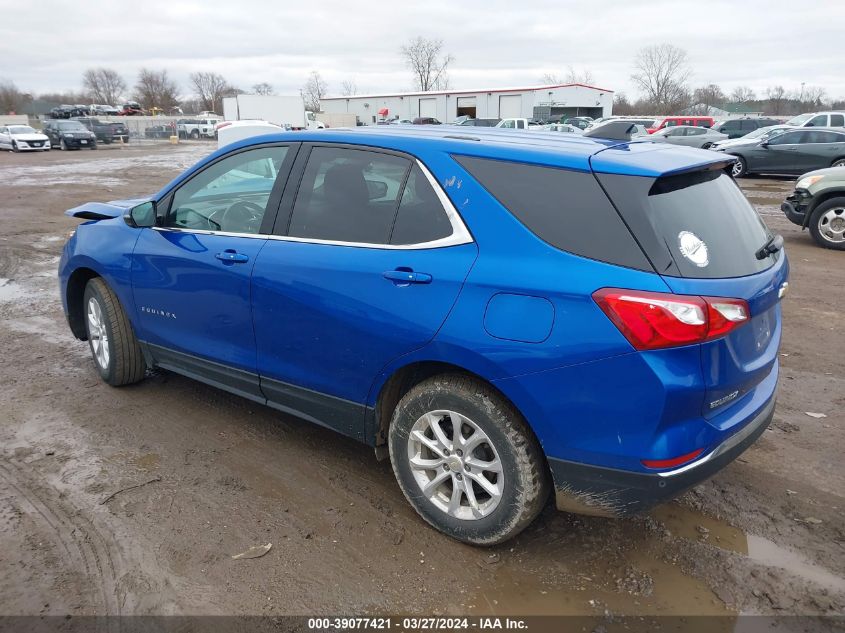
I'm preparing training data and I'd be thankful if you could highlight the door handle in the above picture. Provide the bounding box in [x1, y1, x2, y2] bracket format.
[215, 250, 249, 264]
[383, 269, 432, 284]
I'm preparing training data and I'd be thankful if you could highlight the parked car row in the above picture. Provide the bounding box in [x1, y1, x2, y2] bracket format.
[49, 102, 144, 119]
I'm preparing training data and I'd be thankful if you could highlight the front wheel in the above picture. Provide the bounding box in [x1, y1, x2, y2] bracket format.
[11, 141, 19, 153]
[702, 142, 713, 150]
[83, 278, 146, 386]
[731, 156, 748, 178]
[832, 158, 845, 168]
[388, 374, 549, 545]
[808, 197, 845, 250]
[59, 138, 67, 150]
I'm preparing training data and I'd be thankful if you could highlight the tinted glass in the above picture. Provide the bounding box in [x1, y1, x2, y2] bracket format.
[767, 131, 803, 145]
[168, 146, 289, 233]
[830, 114, 844, 127]
[722, 120, 741, 130]
[808, 115, 827, 127]
[596, 170, 775, 279]
[453, 155, 651, 271]
[390, 165, 453, 245]
[688, 127, 706, 136]
[288, 147, 409, 244]
[804, 131, 842, 143]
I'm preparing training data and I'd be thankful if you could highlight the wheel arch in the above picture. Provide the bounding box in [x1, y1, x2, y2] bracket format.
[369, 359, 538, 454]
[66, 267, 102, 339]
[804, 190, 845, 225]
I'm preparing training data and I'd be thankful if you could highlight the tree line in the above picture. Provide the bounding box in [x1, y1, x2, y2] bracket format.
[2, 39, 841, 117]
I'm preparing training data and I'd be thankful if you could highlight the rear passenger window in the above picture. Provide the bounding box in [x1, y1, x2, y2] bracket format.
[830, 114, 844, 127]
[391, 165, 453, 245]
[288, 147, 409, 244]
[453, 155, 651, 271]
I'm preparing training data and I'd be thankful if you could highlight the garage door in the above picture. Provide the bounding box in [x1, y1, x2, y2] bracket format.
[498, 94, 522, 119]
[419, 98, 437, 118]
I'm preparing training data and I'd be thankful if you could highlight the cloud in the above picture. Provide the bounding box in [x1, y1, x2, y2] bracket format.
[2, 0, 843, 101]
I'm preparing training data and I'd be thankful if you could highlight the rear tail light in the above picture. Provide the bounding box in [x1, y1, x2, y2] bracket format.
[641, 448, 704, 469]
[593, 288, 749, 351]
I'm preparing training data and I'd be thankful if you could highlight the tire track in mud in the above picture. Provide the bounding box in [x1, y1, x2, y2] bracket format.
[0, 456, 122, 621]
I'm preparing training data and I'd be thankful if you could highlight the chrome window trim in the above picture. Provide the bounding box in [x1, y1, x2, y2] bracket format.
[155, 159, 473, 250]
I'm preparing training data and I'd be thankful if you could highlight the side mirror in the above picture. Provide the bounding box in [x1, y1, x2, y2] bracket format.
[760, 141, 769, 148]
[125, 201, 157, 228]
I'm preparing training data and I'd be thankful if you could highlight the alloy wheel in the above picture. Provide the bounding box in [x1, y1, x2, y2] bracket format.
[818, 207, 845, 244]
[406, 410, 504, 520]
[87, 297, 110, 370]
[731, 159, 744, 177]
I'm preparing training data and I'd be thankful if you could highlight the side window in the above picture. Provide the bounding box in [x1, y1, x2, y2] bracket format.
[167, 146, 289, 234]
[805, 131, 839, 144]
[391, 165, 453, 245]
[500, 120, 515, 129]
[516, 120, 526, 129]
[688, 127, 706, 136]
[767, 131, 802, 145]
[453, 155, 651, 271]
[664, 119, 678, 127]
[740, 120, 756, 130]
[830, 114, 844, 127]
[807, 115, 827, 127]
[287, 146, 409, 244]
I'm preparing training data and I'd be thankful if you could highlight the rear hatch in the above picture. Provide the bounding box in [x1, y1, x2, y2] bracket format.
[591, 144, 788, 419]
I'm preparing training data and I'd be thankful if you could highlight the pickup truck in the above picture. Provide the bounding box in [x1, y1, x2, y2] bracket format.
[177, 118, 220, 139]
[72, 117, 130, 144]
[495, 118, 545, 130]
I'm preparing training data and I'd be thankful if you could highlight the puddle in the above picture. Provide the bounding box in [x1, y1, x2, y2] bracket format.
[652, 505, 845, 593]
[0, 278, 31, 302]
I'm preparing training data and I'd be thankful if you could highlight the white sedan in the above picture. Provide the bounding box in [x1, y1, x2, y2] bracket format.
[0, 124, 51, 152]
[647, 125, 728, 149]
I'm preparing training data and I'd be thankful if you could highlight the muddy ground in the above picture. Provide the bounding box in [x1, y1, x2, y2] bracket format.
[0, 142, 843, 627]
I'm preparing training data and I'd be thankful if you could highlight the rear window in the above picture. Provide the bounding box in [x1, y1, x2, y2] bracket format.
[452, 155, 651, 271]
[595, 170, 776, 279]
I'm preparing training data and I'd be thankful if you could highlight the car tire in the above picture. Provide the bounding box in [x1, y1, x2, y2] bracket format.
[90, 143, 97, 150]
[701, 142, 714, 150]
[808, 197, 845, 251]
[831, 158, 845, 168]
[11, 141, 19, 153]
[190, 130, 199, 139]
[731, 156, 748, 178]
[388, 374, 550, 545]
[59, 138, 67, 150]
[82, 278, 147, 386]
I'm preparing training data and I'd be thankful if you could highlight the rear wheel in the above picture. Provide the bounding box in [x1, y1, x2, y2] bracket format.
[731, 156, 748, 178]
[832, 158, 845, 168]
[388, 374, 549, 545]
[808, 197, 845, 250]
[83, 278, 146, 386]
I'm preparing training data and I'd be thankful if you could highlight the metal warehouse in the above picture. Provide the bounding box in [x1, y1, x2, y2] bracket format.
[320, 83, 614, 124]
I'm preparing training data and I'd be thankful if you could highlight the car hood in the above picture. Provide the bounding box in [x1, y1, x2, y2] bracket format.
[712, 137, 762, 149]
[65, 197, 149, 220]
[13, 133, 49, 141]
[796, 166, 845, 181]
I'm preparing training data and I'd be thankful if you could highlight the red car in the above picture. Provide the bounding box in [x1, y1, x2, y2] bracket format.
[648, 116, 714, 133]
[117, 102, 145, 116]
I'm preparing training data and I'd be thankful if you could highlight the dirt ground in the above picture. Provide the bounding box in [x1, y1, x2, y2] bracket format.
[0, 142, 843, 625]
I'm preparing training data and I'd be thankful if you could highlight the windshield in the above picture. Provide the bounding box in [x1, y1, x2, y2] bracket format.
[57, 122, 87, 131]
[9, 126, 37, 134]
[786, 113, 813, 126]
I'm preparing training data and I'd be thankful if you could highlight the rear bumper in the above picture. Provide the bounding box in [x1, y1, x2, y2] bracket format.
[550, 394, 775, 517]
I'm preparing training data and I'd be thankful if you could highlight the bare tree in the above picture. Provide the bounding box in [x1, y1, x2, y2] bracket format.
[133, 69, 180, 111]
[0, 79, 30, 114]
[541, 66, 595, 85]
[191, 72, 239, 113]
[630, 44, 691, 114]
[730, 86, 756, 103]
[612, 93, 636, 115]
[692, 84, 725, 109]
[765, 85, 788, 114]
[800, 85, 827, 107]
[82, 68, 126, 105]
[401, 37, 453, 91]
[340, 80, 358, 96]
[252, 82, 275, 95]
[301, 71, 328, 112]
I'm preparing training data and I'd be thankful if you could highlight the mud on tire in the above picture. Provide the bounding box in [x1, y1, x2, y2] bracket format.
[83, 278, 146, 386]
[388, 374, 550, 545]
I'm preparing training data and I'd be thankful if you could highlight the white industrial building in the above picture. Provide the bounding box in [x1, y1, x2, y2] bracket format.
[320, 83, 614, 125]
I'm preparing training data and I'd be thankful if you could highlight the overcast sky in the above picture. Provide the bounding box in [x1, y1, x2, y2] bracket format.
[3, 0, 844, 102]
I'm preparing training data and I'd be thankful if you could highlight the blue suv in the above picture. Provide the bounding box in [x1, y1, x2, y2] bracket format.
[59, 128, 788, 544]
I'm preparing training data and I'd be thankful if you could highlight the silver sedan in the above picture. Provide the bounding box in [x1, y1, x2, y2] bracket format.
[647, 125, 728, 149]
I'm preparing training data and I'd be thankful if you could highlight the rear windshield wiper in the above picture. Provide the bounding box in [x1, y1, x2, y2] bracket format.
[755, 234, 783, 260]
